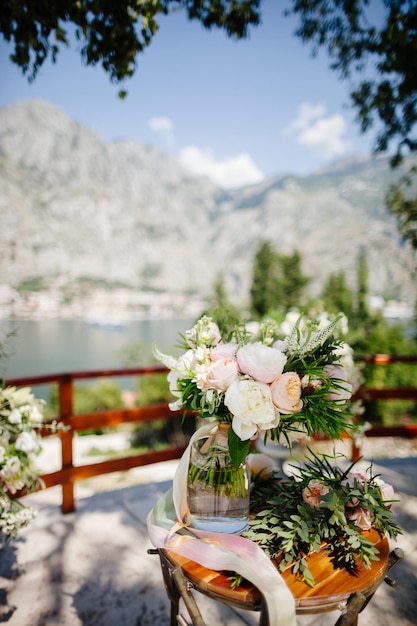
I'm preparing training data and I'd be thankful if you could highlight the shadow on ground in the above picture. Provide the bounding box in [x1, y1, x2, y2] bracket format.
[1, 457, 416, 626]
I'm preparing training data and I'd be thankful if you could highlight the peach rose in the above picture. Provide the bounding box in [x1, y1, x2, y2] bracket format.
[271, 372, 303, 414]
[302, 479, 330, 509]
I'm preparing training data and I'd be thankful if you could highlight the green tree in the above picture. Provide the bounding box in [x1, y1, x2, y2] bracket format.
[355, 248, 370, 324]
[280, 250, 309, 310]
[250, 240, 308, 318]
[321, 270, 354, 319]
[250, 240, 280, 318]
[386, 165, 417, 249]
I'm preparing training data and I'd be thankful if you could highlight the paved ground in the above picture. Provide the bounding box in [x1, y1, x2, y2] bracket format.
[1, 444, 416, 626]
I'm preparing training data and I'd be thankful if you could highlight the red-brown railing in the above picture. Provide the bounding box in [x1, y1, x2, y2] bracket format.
[6, 355, 417, 513]
[6, 366, 187, 513]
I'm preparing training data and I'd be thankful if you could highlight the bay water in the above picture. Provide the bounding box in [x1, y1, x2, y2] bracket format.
[0, 318, 193, 396]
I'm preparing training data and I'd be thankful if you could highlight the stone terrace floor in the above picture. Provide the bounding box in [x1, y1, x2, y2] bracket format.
[1, 440, 417, 626]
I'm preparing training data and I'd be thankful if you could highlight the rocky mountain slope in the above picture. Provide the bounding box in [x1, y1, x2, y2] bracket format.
[0, 99, 415, 314]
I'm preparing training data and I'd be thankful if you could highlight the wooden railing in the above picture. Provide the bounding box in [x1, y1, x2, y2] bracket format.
[6, 366, 188, 514]
[6, 355, 417, 513]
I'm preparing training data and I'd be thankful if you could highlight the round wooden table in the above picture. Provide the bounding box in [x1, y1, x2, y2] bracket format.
[162, 528, 391, 624]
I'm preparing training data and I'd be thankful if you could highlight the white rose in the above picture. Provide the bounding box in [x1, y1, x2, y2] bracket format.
[237, 343, 287, 384]
[302, 479, 330, 509]
[224, 379, 280, 441]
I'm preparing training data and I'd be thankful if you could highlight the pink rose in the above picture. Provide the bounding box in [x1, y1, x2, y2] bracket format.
[342, 470, 369, 507]
[374, 478, 395, 507]
[346, 506, 374, 530]
[302, 479, 330, 509]
[270, 372, 303, 414]
[207, 358, 239, 391]
[236, 343, 287, 384]
[343, 470, 368, 487]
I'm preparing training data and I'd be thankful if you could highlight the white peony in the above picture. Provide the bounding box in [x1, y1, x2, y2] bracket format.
[237, 343, 287, 384]
[224, 379, 280, 440]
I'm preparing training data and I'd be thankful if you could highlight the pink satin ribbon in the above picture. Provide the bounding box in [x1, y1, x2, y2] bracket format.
[147, 424, 297, 625]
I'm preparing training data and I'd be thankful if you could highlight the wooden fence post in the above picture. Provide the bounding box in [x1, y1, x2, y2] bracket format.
[59, 375, 75, 513]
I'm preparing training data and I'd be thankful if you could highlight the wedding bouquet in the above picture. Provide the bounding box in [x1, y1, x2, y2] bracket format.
[154, 312, 357, 467]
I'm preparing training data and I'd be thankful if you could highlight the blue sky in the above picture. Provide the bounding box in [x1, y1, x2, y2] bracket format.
[1, 1, 379, 188]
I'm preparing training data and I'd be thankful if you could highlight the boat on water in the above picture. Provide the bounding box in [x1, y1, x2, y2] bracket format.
[85, 318, 126, 330]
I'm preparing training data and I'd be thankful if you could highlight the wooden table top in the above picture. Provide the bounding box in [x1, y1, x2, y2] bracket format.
[164, 528, 390, 614]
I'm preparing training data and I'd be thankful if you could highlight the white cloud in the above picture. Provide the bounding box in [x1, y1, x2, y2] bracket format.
[148, 116, 174, 144]
[285, 102, 351, 158]
[179, 146, 264, 189]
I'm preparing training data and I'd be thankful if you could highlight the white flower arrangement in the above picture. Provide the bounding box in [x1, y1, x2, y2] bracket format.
[154, 313, 358, 467]
[0, 383, 50, 539]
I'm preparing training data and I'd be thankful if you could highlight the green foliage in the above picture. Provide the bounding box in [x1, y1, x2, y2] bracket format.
[135, 373, 170, 406]
[130, 413, 195, 449]
[17, 276, 49, 292]
[74, 380, 123, 415]
[245, 450, 402, 586]
[352, 319, 417, 425]
[318, 248, 417, 425]
[130, 372, 195, 449]
[321, 270, 354, 320]
[386, 165, 417, 250]
[1, 0, 261, 89]
[48, 379, 123, 434]
[355, 247, 370, 322]
[250, 240, 309, 318]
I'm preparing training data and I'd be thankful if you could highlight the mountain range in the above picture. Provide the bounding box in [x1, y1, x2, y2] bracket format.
[0, 99, 415, 318]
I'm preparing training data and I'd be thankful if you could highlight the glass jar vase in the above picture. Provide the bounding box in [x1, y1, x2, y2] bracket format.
[187, 423, 250, 534]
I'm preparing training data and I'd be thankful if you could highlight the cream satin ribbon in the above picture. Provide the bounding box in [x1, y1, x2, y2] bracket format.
[147, 423, 297, 626]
